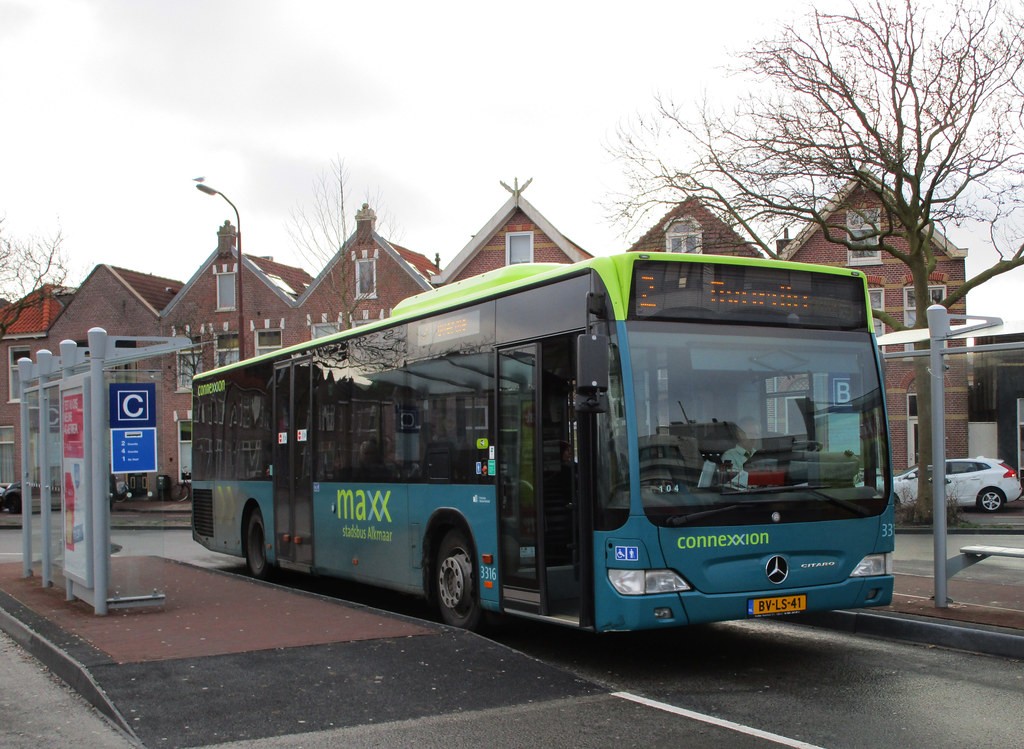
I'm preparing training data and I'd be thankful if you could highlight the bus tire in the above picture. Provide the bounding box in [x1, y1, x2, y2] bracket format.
[244, 508, 272, 580]
[436, 528, 481, 630]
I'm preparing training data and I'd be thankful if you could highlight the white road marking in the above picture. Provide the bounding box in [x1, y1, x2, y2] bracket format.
[613, 691, 826, 749]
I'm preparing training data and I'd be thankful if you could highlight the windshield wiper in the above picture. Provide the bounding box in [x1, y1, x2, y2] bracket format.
[725, 484, 874, 517]
[664, 503, 746, 526]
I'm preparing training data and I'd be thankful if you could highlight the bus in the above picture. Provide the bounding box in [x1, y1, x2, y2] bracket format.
[191, 252, 894, 631]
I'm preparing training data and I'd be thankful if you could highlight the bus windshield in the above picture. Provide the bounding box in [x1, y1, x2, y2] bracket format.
[626, 322, 889, 526]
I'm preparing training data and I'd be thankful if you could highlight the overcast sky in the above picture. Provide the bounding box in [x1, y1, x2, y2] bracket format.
[2, 0, 1022, 320]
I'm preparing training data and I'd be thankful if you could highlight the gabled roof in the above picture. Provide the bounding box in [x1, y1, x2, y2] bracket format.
[299, 230, 435, 303]
[392, 242, 439, 281]
[628, 198, 760, 257]
[249, 256, 313, 298]
[431, 193, 592, 284]
[778, 178, 968, 261]
[163, 246, 315, 316]
[0, 283, 74, 337]
[106, 266, 184, 315]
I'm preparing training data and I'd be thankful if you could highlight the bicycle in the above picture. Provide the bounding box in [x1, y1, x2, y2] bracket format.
[170, 471, 192, 502]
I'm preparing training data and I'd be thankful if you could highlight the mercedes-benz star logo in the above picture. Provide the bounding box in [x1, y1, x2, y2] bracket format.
[766, 555, 789, 584]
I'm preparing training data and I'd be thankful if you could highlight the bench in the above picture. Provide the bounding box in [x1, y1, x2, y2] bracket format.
[947, 544, 1024, 578]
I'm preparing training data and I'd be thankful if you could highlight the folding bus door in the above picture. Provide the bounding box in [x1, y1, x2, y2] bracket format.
[273, 357, 314, 568]
[497, 336, 581, 624]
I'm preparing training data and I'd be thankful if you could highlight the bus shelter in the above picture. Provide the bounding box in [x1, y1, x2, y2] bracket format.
[880, 307, 1024, 607]
[17, 327, 190, 615]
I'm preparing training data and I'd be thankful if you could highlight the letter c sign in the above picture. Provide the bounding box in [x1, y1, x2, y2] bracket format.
[109, 383, 157, 428]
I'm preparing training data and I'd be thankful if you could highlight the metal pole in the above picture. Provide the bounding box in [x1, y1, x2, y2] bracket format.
[88, 328, 109, 615]
[17, 358, 33, 578]
[35, 350, 54, 588]
[927, 305, 950, 607]
[196, 184, 244, 358]
[235, 205, 244, 360]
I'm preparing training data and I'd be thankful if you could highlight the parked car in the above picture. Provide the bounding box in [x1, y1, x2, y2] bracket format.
[893, 457, 1022, 512]
[1, 482, 22, 514]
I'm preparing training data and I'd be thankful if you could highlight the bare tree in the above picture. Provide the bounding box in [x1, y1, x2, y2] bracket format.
[0, 218, 70, 337]
[287, 157, 404, 330]
[611, 0, 1024, 520]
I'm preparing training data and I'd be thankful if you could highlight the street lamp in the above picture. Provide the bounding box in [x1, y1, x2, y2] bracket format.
[196, 183, 245, 359]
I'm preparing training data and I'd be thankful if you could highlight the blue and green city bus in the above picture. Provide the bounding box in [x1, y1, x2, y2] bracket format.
[191, 252, 894, 631]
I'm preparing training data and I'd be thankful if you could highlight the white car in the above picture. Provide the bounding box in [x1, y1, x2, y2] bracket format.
[893, 457, 1022, 512]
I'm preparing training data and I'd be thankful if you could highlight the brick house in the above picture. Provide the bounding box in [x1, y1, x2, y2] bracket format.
[628, 198, 760, 257]
[776, 182, 969, 471]
[630, 185, 969, 472]
[432, 187, 591, 285]
[299, 203, 436, 331]
[0, 284, 75, 486]
[160, 220, 313, 488]
[45, 265, 185, 496]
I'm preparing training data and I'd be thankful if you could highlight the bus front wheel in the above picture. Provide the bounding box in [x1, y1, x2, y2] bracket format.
[436, 528, 481, 630]
[244, 509, 271, 580]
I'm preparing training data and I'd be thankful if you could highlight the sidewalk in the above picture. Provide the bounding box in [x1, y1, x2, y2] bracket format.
[0, 557, 597, 748]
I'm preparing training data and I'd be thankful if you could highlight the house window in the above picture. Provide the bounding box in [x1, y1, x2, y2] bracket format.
[903, 285, 945, 327]
[255, 330, 283, 358]
[356, 257, 377, 298]
[216, 332, 239, 367]
[176, 342, 203, 391]
[0, 425, 14, 484]
[665, 219, 703, 254]
[868, 288, 885, 337]
[907, 393, 919, 466]
[311, 322, 341, 339]
[847, 208, 881, 264]
[506, 232, 534, 265]
[8, 346, 30, 402]
[216, 270, 237, 310]
[178, 420, 193, 478]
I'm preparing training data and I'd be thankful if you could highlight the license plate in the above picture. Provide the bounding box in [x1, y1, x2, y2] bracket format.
[748, 594, 807, 617]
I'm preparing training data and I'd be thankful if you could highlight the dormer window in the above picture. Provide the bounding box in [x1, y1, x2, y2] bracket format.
[665, 219, 702, 254]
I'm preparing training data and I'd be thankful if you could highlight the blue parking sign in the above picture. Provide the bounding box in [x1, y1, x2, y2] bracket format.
[111, 428, 158, 473]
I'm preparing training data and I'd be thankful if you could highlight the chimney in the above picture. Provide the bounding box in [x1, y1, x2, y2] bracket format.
[775, 227, 792, 254]
[355, 203, 376, 243]
[217, 220, 238, 257]
[434, 252, 441, 269]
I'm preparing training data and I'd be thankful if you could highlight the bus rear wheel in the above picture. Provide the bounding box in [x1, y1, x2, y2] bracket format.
[436, 529, 481, 630]
[244, 509, 272, 580]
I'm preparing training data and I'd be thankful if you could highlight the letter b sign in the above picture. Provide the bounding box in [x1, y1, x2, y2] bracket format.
[831, 376, 853, 410]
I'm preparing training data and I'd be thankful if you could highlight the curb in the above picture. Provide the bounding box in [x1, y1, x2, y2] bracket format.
[0, 593, 141, 745]
[794, 609, 1024, 659]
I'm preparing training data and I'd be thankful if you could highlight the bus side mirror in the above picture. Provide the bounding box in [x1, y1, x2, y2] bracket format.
[576, 333, 609, 413]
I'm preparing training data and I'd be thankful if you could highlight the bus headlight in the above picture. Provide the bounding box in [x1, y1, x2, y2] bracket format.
[849, 552, 893, 577]
[608, 569, 692, 595]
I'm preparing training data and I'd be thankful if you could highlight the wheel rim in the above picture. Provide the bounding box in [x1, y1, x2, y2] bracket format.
[979, 490, 1003, 512]
[438, 547, 471, 613]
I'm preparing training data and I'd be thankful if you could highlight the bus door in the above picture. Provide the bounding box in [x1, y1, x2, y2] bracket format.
[273, 357, 314, 568]
[497, 336, 581, 623]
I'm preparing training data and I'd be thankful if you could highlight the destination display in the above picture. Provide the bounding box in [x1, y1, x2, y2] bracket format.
[631, 260, 869, 331]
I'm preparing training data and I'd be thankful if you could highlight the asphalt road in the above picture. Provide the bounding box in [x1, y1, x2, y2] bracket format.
[2, 525, 1024, 748]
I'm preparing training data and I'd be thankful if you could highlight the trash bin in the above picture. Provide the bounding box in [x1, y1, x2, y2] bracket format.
[156, 474, 171, 501]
